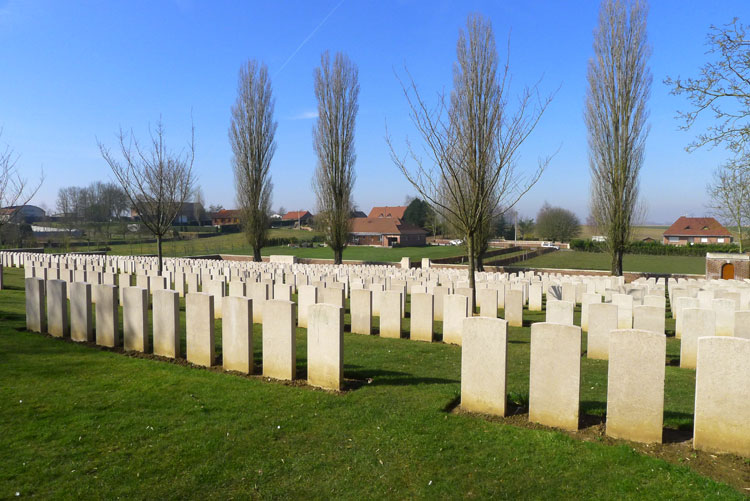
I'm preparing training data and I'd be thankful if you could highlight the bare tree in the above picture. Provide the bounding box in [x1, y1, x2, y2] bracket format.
[99, 119, 195, 274]
[707, 155, 750, 251]
[192, 187, 206, 226]
[312, 51, 359, 265]
[665, 18, 749, 156]
[586, 0, 651, 276]
[231, 60, 276, 262]
[0, 130, 43, 245]
[387, 14, 554, 293]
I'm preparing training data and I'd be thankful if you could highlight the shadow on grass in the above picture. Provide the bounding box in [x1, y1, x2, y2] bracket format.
[3, 312, 26, 323]
[442, 394, 461, 413]
[344, 367, 458, 387]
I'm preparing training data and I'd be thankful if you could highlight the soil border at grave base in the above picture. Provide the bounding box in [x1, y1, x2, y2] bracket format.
[25, 329, 367, 394]
[453, 405, 750, 494]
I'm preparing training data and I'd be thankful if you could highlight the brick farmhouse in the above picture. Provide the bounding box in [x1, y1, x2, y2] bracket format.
[283, 210, 314, 227]
[350, 217, 427, 247]
[662, 216, 733, 246]
[212, 209, 241, 227]
[368, 206, 408, 219]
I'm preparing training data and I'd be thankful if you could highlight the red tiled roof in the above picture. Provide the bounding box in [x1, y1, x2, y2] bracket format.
[350, 217, 427, 235]
[213, 209, 240, 218]
[283, 210, 312, 221]
[663, 217, 732, 237]
[368, 206, 407, 219]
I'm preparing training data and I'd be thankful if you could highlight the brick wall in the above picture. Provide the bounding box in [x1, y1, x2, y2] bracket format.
[706, 256, 750, 280]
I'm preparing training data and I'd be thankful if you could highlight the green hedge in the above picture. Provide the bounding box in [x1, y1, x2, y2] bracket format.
[266, 235, 325, 247]
[569, 239, 740, 256]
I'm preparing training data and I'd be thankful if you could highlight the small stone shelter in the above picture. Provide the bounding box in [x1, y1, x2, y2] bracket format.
[705, 252, 750, 280]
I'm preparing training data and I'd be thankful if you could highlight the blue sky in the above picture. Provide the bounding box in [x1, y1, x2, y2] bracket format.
[0, 0, 745, 223]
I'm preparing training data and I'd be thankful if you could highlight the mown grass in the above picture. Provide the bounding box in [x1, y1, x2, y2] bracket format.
[521, 250, 706, 275]
[101, 229, 322, 257]
[0, 267, 743, 498]
[102, 231, 467, 262]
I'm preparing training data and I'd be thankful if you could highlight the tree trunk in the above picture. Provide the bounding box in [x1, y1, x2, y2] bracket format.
[738, 226, 743, 253]
[157, 234, 163, 275]
[611, 247, 623, 276]
[466, 232, 476, 313]
[253, 246, 262, 262]
[334, 247, 343, 265]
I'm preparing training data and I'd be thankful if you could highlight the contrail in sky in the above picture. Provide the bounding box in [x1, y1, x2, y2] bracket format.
[274, 0, 346, 78]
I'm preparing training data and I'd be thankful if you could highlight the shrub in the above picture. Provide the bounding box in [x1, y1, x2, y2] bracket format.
[569, 238, 740, 256]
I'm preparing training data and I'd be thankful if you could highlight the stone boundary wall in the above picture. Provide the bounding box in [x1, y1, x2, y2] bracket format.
[2, 247, 44, 253]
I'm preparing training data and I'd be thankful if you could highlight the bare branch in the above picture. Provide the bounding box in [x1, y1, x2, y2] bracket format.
[0, 130, 44, 245]
[666, 17, 750, 155]
[387, 14, 555, 287]
[98, 118, 195, 273]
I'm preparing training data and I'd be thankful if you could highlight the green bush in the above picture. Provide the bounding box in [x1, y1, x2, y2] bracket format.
[569, 239, 740, 256]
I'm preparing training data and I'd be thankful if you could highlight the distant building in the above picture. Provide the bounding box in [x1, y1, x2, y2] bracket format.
[212, 209, 241, 227]
[350, 210, 367, 218]
[282, 210, 314, 226]
[350, 217, 427, 247]
[663, 216, 733, 245]
[0, 205, 46, 223]
[368, 206, 408, 219]
[130, 201, 208, 225]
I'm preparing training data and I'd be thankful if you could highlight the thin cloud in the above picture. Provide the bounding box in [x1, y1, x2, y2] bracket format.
[290, 110, 319, 120]
[0, 0, 31, 28]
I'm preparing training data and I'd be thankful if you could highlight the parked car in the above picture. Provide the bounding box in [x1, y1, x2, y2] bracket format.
[449, 239, 464, 246]
[541, 241, 559, 250]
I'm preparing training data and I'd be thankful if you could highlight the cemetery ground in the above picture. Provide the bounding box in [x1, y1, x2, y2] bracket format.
[1, 268, 748, 497]
[520, 251, 706, 275]
[101, 230, 468, 263]
[99, 231, 707, 274]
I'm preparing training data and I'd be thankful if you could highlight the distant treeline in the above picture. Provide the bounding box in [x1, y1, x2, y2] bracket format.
[569, 239, 740, 256]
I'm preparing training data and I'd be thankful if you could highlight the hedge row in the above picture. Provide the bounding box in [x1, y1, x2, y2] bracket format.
[569, 239, 740, 256]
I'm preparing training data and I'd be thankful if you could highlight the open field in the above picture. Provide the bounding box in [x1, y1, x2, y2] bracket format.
[49, 229, 710, 274]
[100, 231, 467, 262]
[93, 229, 319, 257]
[1, 267, 746, 497]
[256, 244, 466, 262]
[520, 251, 706, 275]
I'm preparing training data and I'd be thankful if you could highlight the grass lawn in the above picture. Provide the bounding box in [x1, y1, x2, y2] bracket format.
[520, 251, 706, 275]
[101, 229, 321, 257]
[1, 267, 745, 497]
[102, 231, 467, 262]
[258, 244, 466, 262]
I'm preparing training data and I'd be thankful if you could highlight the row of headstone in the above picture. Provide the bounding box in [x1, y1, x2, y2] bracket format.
[24, 277, 344, 391]
[461, 319, 750, 457]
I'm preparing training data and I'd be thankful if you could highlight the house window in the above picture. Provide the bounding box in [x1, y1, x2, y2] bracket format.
[701, 237, 708, 243]
[718, 238, 725, 243]
[669, 236, 678, 242]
